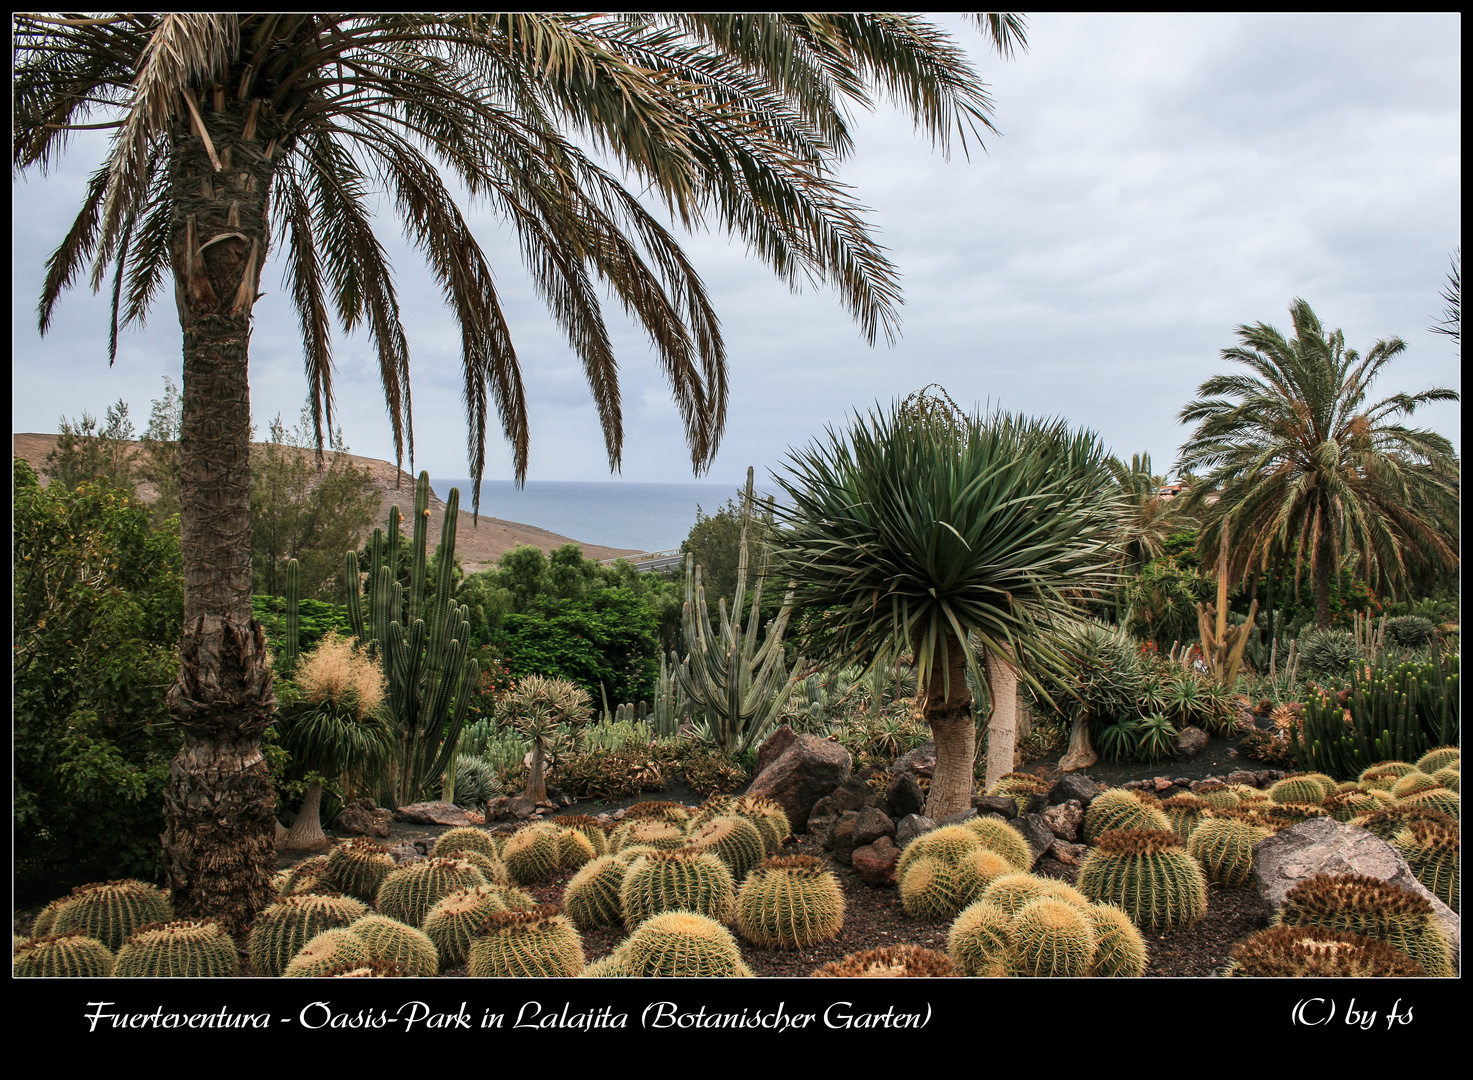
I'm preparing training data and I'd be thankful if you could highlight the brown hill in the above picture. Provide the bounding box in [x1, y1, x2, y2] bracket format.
[12, 433, 640, 573]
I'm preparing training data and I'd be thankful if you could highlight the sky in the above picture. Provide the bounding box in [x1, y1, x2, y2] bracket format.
[11, 13, 1462, 496]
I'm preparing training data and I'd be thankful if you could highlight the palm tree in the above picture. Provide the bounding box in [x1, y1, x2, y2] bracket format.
[14, 14, 1025, 930]
[1177, 298, 1460, 630]
[772, 393, 1122, 819]
[1105, 452, 1187, 577]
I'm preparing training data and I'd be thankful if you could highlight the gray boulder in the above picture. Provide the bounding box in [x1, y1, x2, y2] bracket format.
[394, 800, 476, 826]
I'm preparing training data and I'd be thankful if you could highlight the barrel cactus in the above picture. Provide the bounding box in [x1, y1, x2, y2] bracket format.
[685, 814, 767, 881]
[29, 896, 71, 938]
[1085, 902, 1148, 977]
[1415, 747, 1460, 774]
[896, 824, 985, 880]
[502, 823, 563, 884]
[1274, 873, 1454, 977]
[280, 854, 334, 896]
[1396, 787, 1459, 820]
[947, 900, 1015, 976]
[1160, 794, 1211, 840]
[1390, 771, 1442, 799]
[620, 849, 736, 930]
[555, 828, 598, 871]
[432, 826, 503, 860]
[1390, 820, 1459, 913]
[349, 915, 439, 977]
[987, 772, 1052, 816]
[51, 879, 174, 952]
[579, 949, 632, 978]
[115, 920, 239, 977]
[735, 854, 845, 949]
[1266, 776, 1326, 806]
[377, 857, 488, 927]
[1082, 790, 1172, 843]
[899, 855, 972, 920]
[1008, 898, 1098, 977]
[284, 927, 373, 977]
[731, 795, 792, 854]
[1349, 805, 1456, 842]
[1187, 816, 1269, 888]
[610, 818, 687, 854]
[555, 815, 611, 857]
[1191, 781, 1241, 811]
[811, 944, 960, 978]
[1077, 829, 1208, 934]
[563, 856, 630, 931]
[623, 800, 693, 827]
[422, 886, 514, 968]
[325, 838, 397, 903]
[454, 848, 511, 887]
[14, 933, 115, 977]
[249, 893, 369, 977]
[620, 911, 752, 977]
[1225, 925, 1426, 977]
[466, 904, 585, 977]
[960, 816, 1033, 871]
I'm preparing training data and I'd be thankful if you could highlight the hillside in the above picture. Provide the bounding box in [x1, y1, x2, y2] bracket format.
[12, 433, 640, 573]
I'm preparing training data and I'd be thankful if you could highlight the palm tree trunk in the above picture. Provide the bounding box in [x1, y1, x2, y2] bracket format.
[983, 651, 1019, 789]
[159, 93, 280, 934]
[922, 630, 975, 820]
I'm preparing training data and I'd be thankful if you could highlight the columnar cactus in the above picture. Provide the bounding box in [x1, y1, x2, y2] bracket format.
[1273, 873, 1454, 978]
[466, 904, 585, 977]
[1081, 790, 1172, 843]
[249, 893, 369, 977]
[563, 856, 630, 932]
[1225, 925, 1426, 977]
[349, 915, 440, 977]
[422, 886, 514, 968]
[1186, 817, 1269, 888]
[283, 927, 373, 977]
[14, 933, 116, 977]
[325, 839, 397, 904]
[620, 911, 752, 977]
[735, 854, 845, 949]
[811, 944, 960, 978]
[1077, 830, 1208, 934]
[51, 879, 174, 952]
[115, 920, 240, 977]
[376, 858, 487, 927]
[1008, 898, 1098, 978]
[620, 849, 736, 930]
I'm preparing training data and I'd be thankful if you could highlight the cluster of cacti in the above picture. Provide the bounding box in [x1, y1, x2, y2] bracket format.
[812, 944, 960, 978]
[1191, 781, 1241, 811]
[1187, 816, 1270, 887]
[622, 801, 693, 827]
[114, 920, 239, 977]
[735, 855, 845, 949]
[50, 879, 174, 952]
[1389, 820, 1459, 913]
[1082, 790, 1172, 843]
[1225, 925, 1427, 977]
[960, 816, 1033, 871]
[1349, 805, 1455, 841]
[325, 839, 398, 903]
[249, 893, 369, 977]
[1321, 789, 1382, 822]
[685, 814, 767, 881]
[1274, 873, 1454, 977]
[895, 825, 999, 919]
[730, 795, 792, 853]
[563, 856, 630, 931]
[349, 915, 439, 976]
[619, 911, 753, 977]
[555, 815, 612, 857]
[1008, 898, 1099, 977]
[620, 849, 736, 929]
[422, 886, 518, 967]
[283, 927, 373, 977]
[1077, 829, 1208, 934]
[466, 904, 585, 977]
[14, 933, 116, 977]
[1160, 794, 1211, 839]
[376, 857, 489, 927]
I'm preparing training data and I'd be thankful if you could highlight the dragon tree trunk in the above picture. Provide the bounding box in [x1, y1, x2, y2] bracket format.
[921, 629, 976, 820]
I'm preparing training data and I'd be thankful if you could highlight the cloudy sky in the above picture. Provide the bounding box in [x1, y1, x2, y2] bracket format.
[11, 13, 1461, 495]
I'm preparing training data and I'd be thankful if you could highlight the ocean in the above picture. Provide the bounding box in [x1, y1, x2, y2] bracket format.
[427, 478, 749, 554]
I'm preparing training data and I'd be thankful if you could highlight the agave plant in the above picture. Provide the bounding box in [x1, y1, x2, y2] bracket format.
[772, 392, 1122, 818]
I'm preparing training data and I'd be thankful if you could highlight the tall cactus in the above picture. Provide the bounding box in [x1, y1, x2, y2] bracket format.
[283, 557, 301, 674]
[345, 472, 479, 806]
[674, 467, 804, 754]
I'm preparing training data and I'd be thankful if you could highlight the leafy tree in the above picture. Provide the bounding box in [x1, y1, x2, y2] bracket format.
[14, 459, 184, 876]
[251, 409, 381, 603]
[16, 11, 1023, 930]
[1429, 249, 1459, 347]
[1177, 299, 1460, 629]
[681, 491, 780, 609]
[45, 401, 137, 495]
[773, 395, 1122, 818]
[136, 376, 183, 526]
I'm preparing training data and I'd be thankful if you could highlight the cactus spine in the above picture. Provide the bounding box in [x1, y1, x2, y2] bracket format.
[375, 857, 487, 927]
[620, 911, 752, 977]
[348, 915, 439, 977]
[620, 849, 736, 930]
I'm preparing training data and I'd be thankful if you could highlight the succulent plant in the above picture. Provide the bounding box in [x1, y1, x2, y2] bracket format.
[735, 854, 845, 949]
[466, 904, 585, 977]
[611, 818, 687, 854]
[324, 958, 410, 977]
[1085, 902, 1148, 977]
[1186, 816, 1268, 888]
[13, 933, 116, 977]
[1348, 805, 1456, 841]
[280, 854, 334, 896]
[946, 900, 1015, 976]
[51, 879, 174, 952]
[978, 872, 1055, 919]
[324, 838, 397, 903]
[555, 828, 598, 871]
[1432, 767, 1460, 793]
[578, 949, 632, 977]
[453, 848, 510, 887]
[1191, 782, 1241, 811]
[114, 920, 239, 977]
[1390, 771, 1442, 798]
[1081, 790, 1173, 843]
[432, 826, 502, 860]
[896, 824, 984, 880]
[376, 858, 487, 927]
[986, 773, 1052, 816]
[1390, 820, 1459, 913]
[1077, 829, 1208, 934]
[731, 795, 792, 854]
[29, 896, 71, 939]
[1320, 790, 1382, 823]
[811, 944, 961, 978]
[622, 800, 693, 827]
[501, 823, 563, 885]
[1416, 746, 1460, 774]
[563, 856, 630, 931]
[1358, 760, 1416, 789]
[1160, 794, 1211, 840]
[1225, 925, 1426, 977]
[620, 911, 753, 977]
[1274, 873, 1454, 977]
[1008, 898, 1097, 977]
[283, 927, 374, 977]
[421, 886, 513, 967]
[1396, 787, 1460, 820]
[249, 893, 369, 977]
[685, 814, 767, 881]
[349, 915, 439, 976]
[960, 817, 1033, 871]
[554, 815, 611, 857]
[1267, 776, 1327, 806]
[620, 849, 736, 929]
